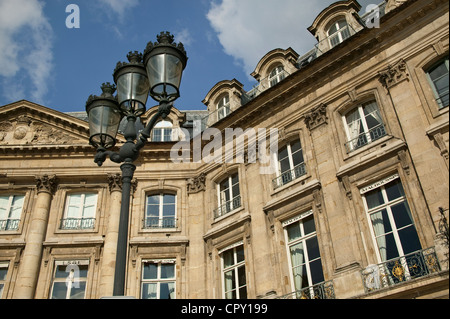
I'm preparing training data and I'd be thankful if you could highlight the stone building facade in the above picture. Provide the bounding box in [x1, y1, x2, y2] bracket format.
[0, 0, 448, 299]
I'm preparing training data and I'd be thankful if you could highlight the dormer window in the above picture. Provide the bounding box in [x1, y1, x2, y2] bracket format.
[328, 19, 351, 48]
[217, 95, 231, 120]
[152, 120, 173, 142]
[269, 66, 286, 87]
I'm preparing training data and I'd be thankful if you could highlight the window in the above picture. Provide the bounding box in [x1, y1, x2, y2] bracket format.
[269, 65, 286, 87]
[284, 212, 325, 298]
[217, 95, 231, 120]
[273, 139, 306, 189]
[363, 176, 422, 263]
[221, 244, 247, 299]
[145, 193, 176, 229]
[152, 120, 173, 142]
[141, 260, 176, 299]
[215, 173, 241, 218]
[343, 100, 386, 153]
[0, 263, 8, 298]
[328, 19, 351, 48]
[0, 195, 24, 231]
[426, 57, 449, 109]
[61, 193, 97, 230]
[50, 261, 88, 299]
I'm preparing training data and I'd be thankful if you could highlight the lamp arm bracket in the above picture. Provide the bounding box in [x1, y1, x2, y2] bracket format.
[94, 149, 123, 167]
[134, 101, 172, 152]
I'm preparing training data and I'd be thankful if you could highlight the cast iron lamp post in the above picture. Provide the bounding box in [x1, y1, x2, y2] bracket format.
[85, 32, 187, 296]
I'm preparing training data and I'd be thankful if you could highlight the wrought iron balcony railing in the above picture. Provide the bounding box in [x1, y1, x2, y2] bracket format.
[272, 163, 307, 190]
[361, 247, 441, 293]
[213, 195, 242, 219]
[277, 280, 336, 299]
[143, 217, 177, 229]
[60, 218, 96, 230]
[0, 219, 20, 231]
[345, 124, 387, 153]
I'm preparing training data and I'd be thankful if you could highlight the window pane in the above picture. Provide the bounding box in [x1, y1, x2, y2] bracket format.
[143, 263, 158, 280]
[239, 287, 247, 299]
[287, 223, 302, 242]
[289, 242, 305, 268]
[163, 194, 176, 204]
[160, 282, 175, 299]
[51, 282, 68, 299]
[309, 259, 325, 284]
[292, 264, 308, 290]
[398, 225, 422, 255]
[55, 265, 68, 278]
[380, 233, 399, 261]
[278, 146, 289, 160]
[303, 215, 316, 235]
[231, 174, 239, 186]
[147, 205, 159, 217]
[0, 267, 8, 281]
[279, 157, 291, 174]
[68, 194, 82, 206]
[160, 264, 175, 279]
[238, 266, 246, 287]
[370, 209, 392, 236]
[292, 150, 304, 167]
[224, 269, 236, 291]
[385, 180, 405, 202]
[70, 281, 86, 299]
[232, 183, 240, 198]
[391, 202, 413, 229]
[306, 237, 321, 261]
[236, 246, 245, 263]
[163, 204, 175, 217]
[223, 250, 234, 268]
[366, 189, 384, 209]
[142, 283, 157, 299]
[291, 140, 302, 153]
[147, 195, 160, 205]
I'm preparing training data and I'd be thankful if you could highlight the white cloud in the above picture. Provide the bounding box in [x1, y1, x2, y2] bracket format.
[206, 0, 372, 77]
[0, 0, 53, 104]
[98, 0, 140, 22]
[175, 28, 193, 47]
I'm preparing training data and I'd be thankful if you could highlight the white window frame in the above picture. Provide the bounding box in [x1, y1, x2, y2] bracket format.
[273, 139, 306, 188]
[152, 120, 174, 142]
[283, 211, 324, 297]
[0, 262, 9, 299]
[145, 193, 177, 229]
[327, 19, 351, 48]
[426, 57, 449, 109]
[49, 260, 89, 299]
[62, 193, 98, 230]
[217, 95, 231, 120]
[362, 175, 422, 265]
[220, 243, 247, 299]
[0, 194, 25, 231]
[141, 259, 176, 299]
[216, 173, 241, 218]
[342, 100, 386, 152]
[269, 65, 286, 87]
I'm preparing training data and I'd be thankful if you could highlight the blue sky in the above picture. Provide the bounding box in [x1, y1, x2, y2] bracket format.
[0, 0, 376, 113]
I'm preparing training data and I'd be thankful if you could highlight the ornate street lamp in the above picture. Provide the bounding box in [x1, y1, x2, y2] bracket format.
[85, 32, 187, 297]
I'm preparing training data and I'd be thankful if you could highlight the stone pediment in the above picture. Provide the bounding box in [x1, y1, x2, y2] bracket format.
[0, 100, 90, 148]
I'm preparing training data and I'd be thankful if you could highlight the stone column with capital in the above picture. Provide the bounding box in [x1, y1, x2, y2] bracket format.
[98, 174, 123, 298]
[13, 175, 57, 299]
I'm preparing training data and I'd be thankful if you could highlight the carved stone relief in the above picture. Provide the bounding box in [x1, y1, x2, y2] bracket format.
[0, 116, 84, 146]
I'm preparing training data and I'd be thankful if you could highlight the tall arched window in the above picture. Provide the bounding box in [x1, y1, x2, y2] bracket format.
[328, 19, 351, 48]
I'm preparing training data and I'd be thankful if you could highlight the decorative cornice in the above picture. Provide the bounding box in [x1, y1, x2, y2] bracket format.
[35, 175, 58, 195]
[304, 103, 328, 131]
[379, 59, 409, 89]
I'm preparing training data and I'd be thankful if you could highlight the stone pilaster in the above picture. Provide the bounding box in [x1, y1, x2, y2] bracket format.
[98, 174, 123, 297]
[13, 175, 57, 299]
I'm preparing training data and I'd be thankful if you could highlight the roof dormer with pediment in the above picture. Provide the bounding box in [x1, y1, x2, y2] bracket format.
[307, 0, 364, 54]
[250, 48, 299, 83]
